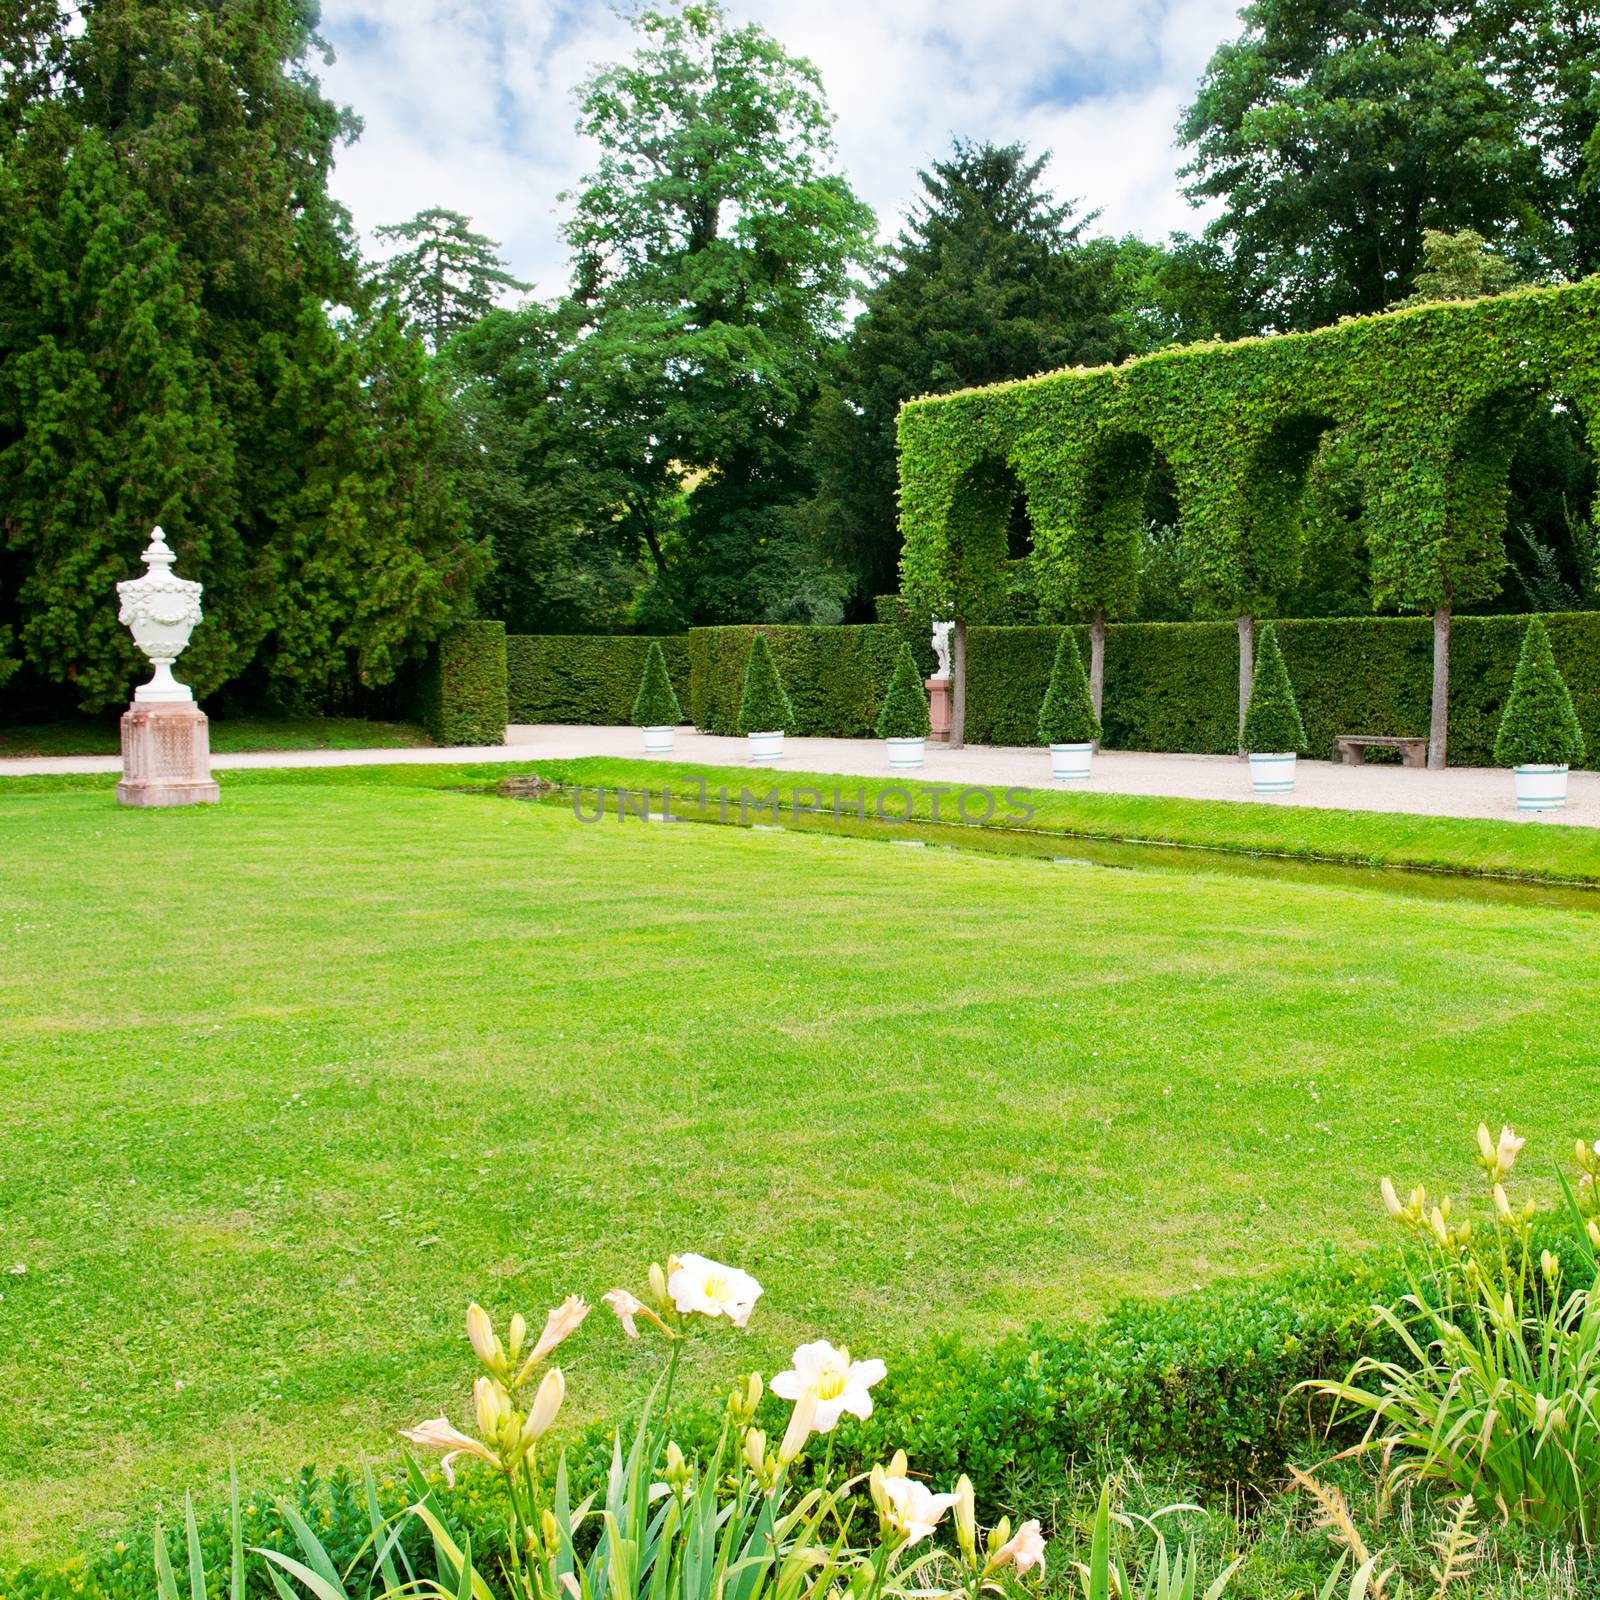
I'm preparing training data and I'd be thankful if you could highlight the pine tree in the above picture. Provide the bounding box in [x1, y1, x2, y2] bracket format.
[631, 642, 683, 727]
[1494, 617, 1586, 766]
[372, 209, 530, 351]
[1241, 623, 1306, 753]
[736, 632, 794, 735]
[1037, 633, 1101, 745]
[875, 644, 931, 739]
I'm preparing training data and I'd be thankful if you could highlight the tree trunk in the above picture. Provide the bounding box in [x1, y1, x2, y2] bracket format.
[950, 618, 967, 749]
[1089, 609, 1106, 727]
[1236, 613, 1254, 757]
[1429, 606, 1450, 770]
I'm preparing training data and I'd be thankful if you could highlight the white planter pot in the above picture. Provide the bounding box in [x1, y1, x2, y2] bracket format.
[887, 735, 925, 769]
[642, 725, 675, 754]
[1513, 763, 1568, 811]
[747, 730, 784, 763]
[1249, 752, 1297, 794]
[1049, 742, 1093, 781]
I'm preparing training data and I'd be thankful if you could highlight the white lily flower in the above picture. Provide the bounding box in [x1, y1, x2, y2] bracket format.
[400, 1415, 500, 1485]
[876, 1475, 959, 1546]
[667, 1253, 763, 1328]
[769, 1340, 886, 1432]
[993, 1518, 1047, 1577]
[602, 1287, 674, 1339]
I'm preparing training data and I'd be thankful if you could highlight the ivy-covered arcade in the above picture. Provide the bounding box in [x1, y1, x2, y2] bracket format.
[896, 279, 1600, 763]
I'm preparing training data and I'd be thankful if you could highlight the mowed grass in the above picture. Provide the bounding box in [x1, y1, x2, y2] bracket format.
[0, 714, 431, 758]
[1, 775, 1596, 1562]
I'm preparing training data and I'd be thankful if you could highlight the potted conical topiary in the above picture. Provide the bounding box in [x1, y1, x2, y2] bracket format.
[1037, 632, 1101, 780]
[737, 631, 794, 763]
[631, 641, 682, 754]
[875, 644, 932, 769]
[1494, 616, 1585, 811]
[1241, 622, 1306, 794]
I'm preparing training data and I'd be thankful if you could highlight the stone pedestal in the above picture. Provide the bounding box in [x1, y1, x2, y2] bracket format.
[116, 702, 220, 807]
[926, 676, 952, 743]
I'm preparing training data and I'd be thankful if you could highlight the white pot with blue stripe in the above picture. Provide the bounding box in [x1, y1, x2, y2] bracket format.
[1513, 763, 1568, 811]
[1249, 751, 1297, 795]
[747, 730, 784, 763]
[1049, 742, 1093, 781]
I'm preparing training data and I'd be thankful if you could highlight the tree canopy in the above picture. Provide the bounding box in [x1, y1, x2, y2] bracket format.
[371, 208, 530, 351]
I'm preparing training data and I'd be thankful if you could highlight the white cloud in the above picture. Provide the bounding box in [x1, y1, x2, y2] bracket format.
[315, 0, 1241, 294]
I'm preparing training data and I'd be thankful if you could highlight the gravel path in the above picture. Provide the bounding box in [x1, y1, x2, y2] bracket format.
[5, 723, 1593, 827]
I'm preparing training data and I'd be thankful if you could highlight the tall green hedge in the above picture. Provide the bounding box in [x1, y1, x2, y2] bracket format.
[505, 635, 689, 725]
[420, 620, 507, 746]
[689, 624, 910, 736]
[965, 612, 1600, 766]
[501, 612, 1600, 766]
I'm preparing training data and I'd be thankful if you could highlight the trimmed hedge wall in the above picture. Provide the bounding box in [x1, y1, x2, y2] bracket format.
[506, 635, 690, 725]
[689, 624, 912, 737]
[497, 611, 1600, 765]
[421, 621, 507, 746]
[967, 611, 1600, 767]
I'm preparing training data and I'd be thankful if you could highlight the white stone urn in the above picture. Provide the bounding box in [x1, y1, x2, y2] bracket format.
[117, 528, 203, 703]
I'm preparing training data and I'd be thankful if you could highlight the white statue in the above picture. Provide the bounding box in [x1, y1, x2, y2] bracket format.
[117, 527, 203, 703]
[931, 619, 953, 681]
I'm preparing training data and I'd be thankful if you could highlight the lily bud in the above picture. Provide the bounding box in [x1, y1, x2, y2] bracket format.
[954, 1475, 976, 1566]
[1588, 1220, 1600, 1251]
[541, 1509, 561, 1559]
[467, 1303, 501, 1371]
[1542, 1249, 1561, 1286]
[986, 1518, 1011, 1558]
[522, 1367, 564, 1446]
[1477, 1122, 1495, 1167]
[1380, 1177, 1403, 1220]
[888, 1448, 908, 1478]
[744, 1428, 767, 1476]
[1493, 1183, 1513, 1223]
[508, 1312, 527, 1365]
[1428, 1206, 1451, 1248]
[474, 1375, 511, 1444]
[1535, 1394, 1550, 1430]
[649, 1262, 670, 1311]
[778, 1385, 818, 1465]
[666, 1441, 691, 1492]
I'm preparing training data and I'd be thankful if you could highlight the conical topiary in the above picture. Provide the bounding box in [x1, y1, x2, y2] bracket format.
[737, 631, 795, 734]
[631, 641, 682, 727]
[1494, 617, 1586, 767]
[1037, 632, 1101, 746]
[1241, 622, 1306, 754]
[875, 644, 931, 739]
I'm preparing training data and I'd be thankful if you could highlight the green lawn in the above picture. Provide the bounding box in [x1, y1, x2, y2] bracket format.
[2, 770, 1596, 1563]
[0, 715, 431, 757]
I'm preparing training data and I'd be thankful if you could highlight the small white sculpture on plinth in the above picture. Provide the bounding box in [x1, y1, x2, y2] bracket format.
[926, 617, 953, 743]
[931, 619, 953, 681]
[114, 528, 220, 807]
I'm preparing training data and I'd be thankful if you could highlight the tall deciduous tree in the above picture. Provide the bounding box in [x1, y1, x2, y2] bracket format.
[1179, 0, 1597, 330]
[811, 140, 1129, 609]
[560, 1, 876, 627]
[372, 208, 530, 351]
[0, 0, 481, 713]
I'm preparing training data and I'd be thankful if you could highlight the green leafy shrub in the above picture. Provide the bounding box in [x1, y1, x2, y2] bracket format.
[735, 632, 795, 734]
[506, 636, 689, 725]
[874, 645, 931, 738]
[420, 621, 507, 746]
[1493, 616, 1587, 767]
[1241, 623, 1306, 754]
[1036, 633, 1100, 745]
[630, 641, 683, 727]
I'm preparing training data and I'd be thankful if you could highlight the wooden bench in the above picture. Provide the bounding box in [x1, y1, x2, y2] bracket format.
[1335, 734, 1429, 768]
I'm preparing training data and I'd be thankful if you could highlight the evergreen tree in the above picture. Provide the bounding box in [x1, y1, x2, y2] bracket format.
[810, 140, 1129, 605]
[631, 642, 683, 728]
[736, 632, 794, 735]
[1036, 633, 1100, 746]
[0, 0, 480, 712]
[372, 209, 530, 351]
[1241, 623, 1306, 753]
[874, 645, 930, 739]
[1494, 617, 1586, 766]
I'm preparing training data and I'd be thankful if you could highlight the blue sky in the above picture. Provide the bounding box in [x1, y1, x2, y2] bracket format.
[316, 0, 1241, 295]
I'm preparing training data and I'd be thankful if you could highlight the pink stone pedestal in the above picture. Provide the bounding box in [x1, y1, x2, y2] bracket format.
[926, 676, 951, 743]
[116, 702, 221, 807]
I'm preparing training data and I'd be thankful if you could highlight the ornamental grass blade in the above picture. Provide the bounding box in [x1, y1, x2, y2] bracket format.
[153, 1519, 181, 1600]
[406, 1503, 498, 1600]
[184, 1492, 206, 1600]
[230, 1462, 245, 1600]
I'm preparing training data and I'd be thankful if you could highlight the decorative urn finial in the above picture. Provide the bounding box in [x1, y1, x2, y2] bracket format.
[116, 526, 204, 703]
